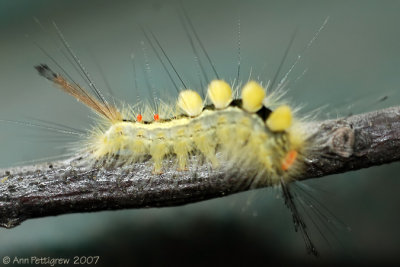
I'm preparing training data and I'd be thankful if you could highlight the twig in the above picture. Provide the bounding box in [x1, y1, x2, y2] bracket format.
[0, 106, 399, 229]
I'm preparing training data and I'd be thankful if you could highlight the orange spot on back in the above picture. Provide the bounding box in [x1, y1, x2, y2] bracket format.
[154, 114, 159, 121]
[282, 150, 298, 171]
[137, 114, 143, 122]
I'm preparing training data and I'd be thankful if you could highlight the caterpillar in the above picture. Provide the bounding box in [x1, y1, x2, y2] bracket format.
[2, 0, 400, 263]
[28, 12, 325, 254]
[35, 64, 305, 182]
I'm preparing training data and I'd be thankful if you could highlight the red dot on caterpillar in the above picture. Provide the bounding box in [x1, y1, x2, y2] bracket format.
[153, 114, 159, 121]
[136, 114, 143, 122]
[282, 150, 298, 171]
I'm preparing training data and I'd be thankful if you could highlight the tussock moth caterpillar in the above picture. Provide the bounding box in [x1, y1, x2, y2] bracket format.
[35, 60, 305, 179]
[1, 0, 400, 264]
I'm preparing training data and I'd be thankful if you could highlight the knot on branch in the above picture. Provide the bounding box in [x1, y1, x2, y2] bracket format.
[327, 123, 355, 158]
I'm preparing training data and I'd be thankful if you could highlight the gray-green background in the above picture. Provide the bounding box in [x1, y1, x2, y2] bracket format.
[0, 0, 399, 265]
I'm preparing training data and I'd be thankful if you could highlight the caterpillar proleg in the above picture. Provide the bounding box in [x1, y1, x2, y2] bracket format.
[1, 0, 400, 264]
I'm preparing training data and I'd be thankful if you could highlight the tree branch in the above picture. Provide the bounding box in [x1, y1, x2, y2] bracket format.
[1, 106, 399, 229]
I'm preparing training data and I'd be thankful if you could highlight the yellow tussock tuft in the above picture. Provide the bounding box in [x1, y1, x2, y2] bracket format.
[266, 105, 292, 132]
[177, 90, 204, 117]
[241, 81, 266, 112]
[207, 80, 233, 109]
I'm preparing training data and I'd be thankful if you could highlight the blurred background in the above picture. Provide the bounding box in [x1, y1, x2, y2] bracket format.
[0, 0, 399, 265]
